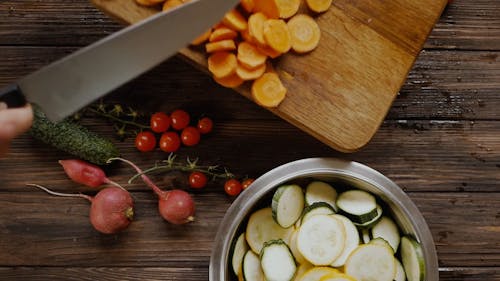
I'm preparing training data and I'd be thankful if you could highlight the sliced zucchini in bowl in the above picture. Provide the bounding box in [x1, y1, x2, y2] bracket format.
[401, 236, 425, 281]
[305, 181, 338, 211]
[337, 189, 378, 224]
[260, 239, 297, 281]
[344, 243, 396, 281]
[272, 184, 305, 228]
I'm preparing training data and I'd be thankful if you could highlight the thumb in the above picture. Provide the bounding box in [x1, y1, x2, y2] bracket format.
[0, 103, 33, 140]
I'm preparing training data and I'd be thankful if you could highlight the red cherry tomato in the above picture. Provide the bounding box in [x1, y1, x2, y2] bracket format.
[159, 131, 181, 152]
[242, 178, 255, 190]
[170, 109, 190, 130]
[181, 126, 201, 146]
[135, 131, 156, 152]
[197, 117, 214, 134]
[189, 171, 208, 189]
[150, 112, 171, 133]
[224, 179, 242, 196]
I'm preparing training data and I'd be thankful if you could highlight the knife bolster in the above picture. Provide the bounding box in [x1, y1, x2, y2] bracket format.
[0, 84, 27, 108]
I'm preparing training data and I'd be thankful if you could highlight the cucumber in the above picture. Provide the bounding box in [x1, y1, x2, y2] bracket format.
[352, 204, 383, 229]
[345, 244, 396, 281]
[232, 232, 249, 276]
[30, 105, 119, 165]
[260, 239, 297, 281]
[400, 236, 425, 281]
[336, 190, 378, 224]
[394, 258, 407, 281]
[242, 250, 265, 281]
[297, 214, 346, 266]
[371, 216, 400, 253]
[300, 202, 335, 224]
[272, 184, 305, 228]
[246, 208, 294, 254]
[305, 181, 338, 211]
[330, 214, 360, 267]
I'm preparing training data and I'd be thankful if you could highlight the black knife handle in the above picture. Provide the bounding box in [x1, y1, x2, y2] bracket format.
[0, 84, 27, 108]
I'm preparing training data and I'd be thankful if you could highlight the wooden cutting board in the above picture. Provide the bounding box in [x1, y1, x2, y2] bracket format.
[91, 0, 448, 152]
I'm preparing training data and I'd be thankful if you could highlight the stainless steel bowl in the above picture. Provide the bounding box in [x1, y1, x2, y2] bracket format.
[210, 158, 438, 281]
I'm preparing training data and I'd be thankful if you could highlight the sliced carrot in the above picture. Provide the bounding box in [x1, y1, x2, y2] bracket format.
[209, 26, 238, 42]
[136, 0, 164, 7]
[205, 39, 237, 53]
[208, 51, 238, 79]
[240, 0, 255, 13]
[236, 62, 267, 81]
[214, 72, 244, 88]
[191, 29, 212, 45]
[263, 19, 292, 53]
[248, 12, 268, 46]
[305, 0, 332, 13]
[256, 44, 282, 59]
[251, 72, 287, 107]
[237, 41, 267, 69]
[222, 9, 248, 31]
[287, 14, 321, 53]
[162, 0, 184, 10]
[253, 0, 280, 19]
[276, 0, 301, 19]
[241, 29, 255, 44]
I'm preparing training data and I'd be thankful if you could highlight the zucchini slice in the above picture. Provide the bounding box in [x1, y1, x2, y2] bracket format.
[371, 216, 400, 253]
[292, 262, 313, 281]
[301, 202, 336, 224]
[289, 229, 308, 265]
[330, 214, 360, 267]
[400, 236, 425, 281]
[352, 204, 383, 229]
[242, 250, 265, 281]
[305, 181, 338, 211]
[272, 184, 305, 228]
[299, 267, 341, 281]
[394, 257, 407, 281]
[369, 237, 394, 253]
[297, 214, 346, 266]
[319, 272, 357, 281]
[232, 232, 249, 276]
[260, 239, 297, 281]
[360, 228, 371, 244]
[345, 244, 396, 281]
[246, 208, 294, 254]
[336, 190, 378, 224]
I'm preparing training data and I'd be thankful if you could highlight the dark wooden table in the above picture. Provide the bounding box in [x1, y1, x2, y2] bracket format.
[0, 0, 499, 280]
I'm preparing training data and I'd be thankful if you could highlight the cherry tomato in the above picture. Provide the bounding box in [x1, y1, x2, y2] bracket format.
[170, 109, 190, 130]
[135, 131, 156, 152]
[181, 126, 201, 146]
[242, 178, 255, 190]
[159, 131, 181, 152]
[197, 117, 214, 134]
[224, 179, 242, 196]
[150, 112, 171, 133]
[189, 171, 208, 189]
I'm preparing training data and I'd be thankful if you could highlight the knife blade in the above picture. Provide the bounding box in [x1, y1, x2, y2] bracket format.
[0, 0, 239, 121]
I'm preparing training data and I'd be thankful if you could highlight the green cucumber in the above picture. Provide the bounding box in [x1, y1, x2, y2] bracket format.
[29, 105, 119, 165]
[260, 239, 296, 281]
[272, 184, 305, 228]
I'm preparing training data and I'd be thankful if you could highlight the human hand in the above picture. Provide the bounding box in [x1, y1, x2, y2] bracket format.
[0, 103, 33, 157]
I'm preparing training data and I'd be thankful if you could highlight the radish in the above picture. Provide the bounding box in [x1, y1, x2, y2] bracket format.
[108, 157, 195, 225]
[59, 159, 124, 189]
[28, 184, 134, 234]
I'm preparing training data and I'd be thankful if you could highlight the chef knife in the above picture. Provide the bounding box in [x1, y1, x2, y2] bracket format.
[0, 0, 239, 121]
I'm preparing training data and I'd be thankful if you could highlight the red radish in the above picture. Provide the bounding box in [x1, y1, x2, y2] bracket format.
[108, 157, 195, 225]
[28, 184, 134, 234]
[59, 159, 124, 189]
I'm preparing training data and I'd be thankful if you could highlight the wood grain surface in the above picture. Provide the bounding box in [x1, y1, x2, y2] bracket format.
[0, 0, 499, 280]
[91, 0, 448, 152]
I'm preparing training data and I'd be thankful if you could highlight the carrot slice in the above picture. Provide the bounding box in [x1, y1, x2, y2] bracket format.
[136, 0, 164, 7]
[251, 72, 287, 107]
[236, 62, 267, 81]
[209, 26, 238, 42]
[263, 19, 292, 53]
[162, 0, 184, 10]
[276, 0, 301, 18]
[248, 12, 268, 46]
[256, 44, 282, 59]
[222, 9, 248, 31]
[253, 0, 280, 19]
[240, 0, 255, 13]
[205, 39, 237, 53]
[237, 41, 267, 69]
[214, 72, 244, 88]
[191, 29, 212, 45]
[208, 51, 238, 79]
[287, 14, 321, 53]
[241, 29, 255, 44]
[305, 0, 332, 13]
